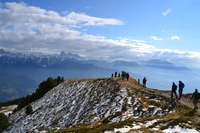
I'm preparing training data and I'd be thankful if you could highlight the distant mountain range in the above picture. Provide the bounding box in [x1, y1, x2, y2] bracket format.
[0, 49, 189, 102]
[0, 49, 83, 68]
[0, 49, 188, 70]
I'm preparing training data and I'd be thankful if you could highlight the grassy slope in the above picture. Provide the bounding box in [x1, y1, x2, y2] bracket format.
[3, 77, 199, 133]
[54, 77, 200, 133]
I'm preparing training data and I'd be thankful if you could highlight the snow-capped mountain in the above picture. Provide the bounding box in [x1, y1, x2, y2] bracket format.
[3, 77, 200, 132]
[0, 49, 84, 67]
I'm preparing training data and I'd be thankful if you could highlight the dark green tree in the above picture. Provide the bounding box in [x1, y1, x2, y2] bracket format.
[25, 104, 33, 115]
[0, 113, 9, 132]
[5, 76, 65, 111]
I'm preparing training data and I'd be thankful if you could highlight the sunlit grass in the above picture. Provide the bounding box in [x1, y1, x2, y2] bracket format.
[0, 105, 17, 113]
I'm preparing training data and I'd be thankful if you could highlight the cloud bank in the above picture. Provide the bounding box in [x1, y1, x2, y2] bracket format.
[0, 2, 200, 67]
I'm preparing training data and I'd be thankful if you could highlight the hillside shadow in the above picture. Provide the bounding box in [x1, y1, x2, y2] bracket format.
[187, 110, 195, 116]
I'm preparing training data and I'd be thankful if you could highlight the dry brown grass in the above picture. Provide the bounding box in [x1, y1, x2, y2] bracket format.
[54, 77, 200, 133]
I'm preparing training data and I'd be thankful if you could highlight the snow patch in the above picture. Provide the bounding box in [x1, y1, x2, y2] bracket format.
[163, 125, 199, 133]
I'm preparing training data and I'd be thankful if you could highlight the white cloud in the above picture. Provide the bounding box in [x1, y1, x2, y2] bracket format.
[66, 12, 123, 26]
[0, 2, 124, 56]
[0, 2, 123, 28]
[150, 36, 163, 41]
[162, 8, 172, 16]
[171, 35, 180, 40]
[1, 2, 200, 67]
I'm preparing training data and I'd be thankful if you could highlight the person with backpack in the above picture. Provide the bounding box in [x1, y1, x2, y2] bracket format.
[192, 89, 200, 112]
[171, 82, 178, 99]
[178, 80, 185, 99]
[143, 77, 147, 87]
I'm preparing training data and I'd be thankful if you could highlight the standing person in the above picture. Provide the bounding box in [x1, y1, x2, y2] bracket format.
[115, 71, 117, 77]
[178, 80, 185, 99]
[126, 73, 129, 81]
[121, 71, 125, 80]
[118, 73, 120, 77]
[143, 77, 147, 87]
[138, 78, 140, 85]
[192, 89, 200, 112]
[171, 82, 178, 99]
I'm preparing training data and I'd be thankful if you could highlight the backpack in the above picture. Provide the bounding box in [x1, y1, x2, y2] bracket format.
[180, 82, 185, 89]
[182, 83, 185, 88]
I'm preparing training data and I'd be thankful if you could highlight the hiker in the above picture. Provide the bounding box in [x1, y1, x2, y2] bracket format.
[115, 71, 117, 77]
[138, 78, 140, 85]
[178, 80, 185, 99]
[118, 73, 120, 77]
[121, 71, 125, 80]
[192, 89, 199, 112]
[111, 73, 113, 78]
[171, 82, 178, 99]
[143, 77, 147, 87]
[126, 73, 129, 81]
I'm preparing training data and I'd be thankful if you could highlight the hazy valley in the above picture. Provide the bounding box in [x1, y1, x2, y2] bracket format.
[0, 49, 198, 102]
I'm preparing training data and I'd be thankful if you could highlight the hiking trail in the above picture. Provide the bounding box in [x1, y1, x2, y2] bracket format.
[113, 77, 200, 116]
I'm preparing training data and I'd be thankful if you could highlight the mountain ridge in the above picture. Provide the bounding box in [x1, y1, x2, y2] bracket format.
[0, 49, 188, 70]
[3, 77, 200, 132]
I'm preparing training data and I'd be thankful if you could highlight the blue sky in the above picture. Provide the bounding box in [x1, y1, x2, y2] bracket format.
[0, 0, 200, 67]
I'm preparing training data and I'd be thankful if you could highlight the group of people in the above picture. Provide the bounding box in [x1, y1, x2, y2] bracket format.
[171, 81, 185, 99]
[111, 72, 199, 112]
[111, 71, 130, 81]
[171, 81, 200, 112]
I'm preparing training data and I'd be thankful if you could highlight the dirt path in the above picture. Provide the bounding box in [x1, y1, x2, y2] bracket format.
[113, 77, 200, 115]
[158, 88, 200, 115]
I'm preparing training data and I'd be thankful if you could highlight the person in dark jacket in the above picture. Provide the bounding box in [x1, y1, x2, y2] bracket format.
[126, 73, 129, 81]
[178, 80, 185, 99]
[143, 77, 147, 87]
[171, 82, 178, 99]
[115, 71, 117, 77]
[192, 89, 199, 112]
[121, 71, 125, 80]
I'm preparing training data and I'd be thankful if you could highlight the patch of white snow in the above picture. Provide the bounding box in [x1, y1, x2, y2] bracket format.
[163, 125, 199, 133]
